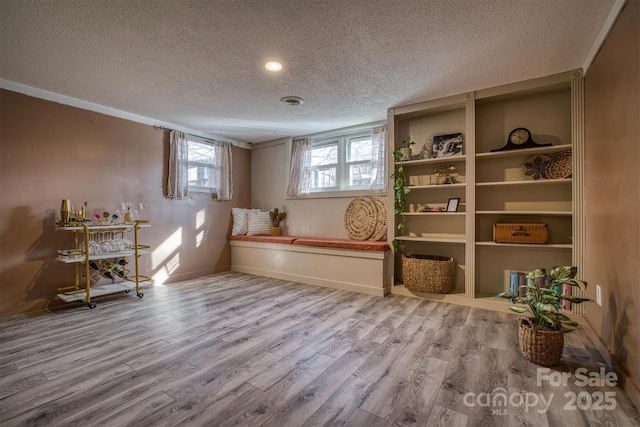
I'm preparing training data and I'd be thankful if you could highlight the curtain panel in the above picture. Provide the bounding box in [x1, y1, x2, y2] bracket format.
[369, 124, 387, 193]
[167, 130, 189, 199]
[287, 138, 312, 198]
[213, 141, 233, 200]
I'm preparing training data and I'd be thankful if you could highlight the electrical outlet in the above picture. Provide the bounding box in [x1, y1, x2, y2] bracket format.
[596, 285, 602, 306]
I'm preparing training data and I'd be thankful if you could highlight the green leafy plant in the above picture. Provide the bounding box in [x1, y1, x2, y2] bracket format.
[390, 137, 415, 252]
[495, 266, 591, 332]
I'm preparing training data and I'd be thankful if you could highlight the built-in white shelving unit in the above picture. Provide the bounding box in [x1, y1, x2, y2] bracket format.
[386, 70, 585, 313]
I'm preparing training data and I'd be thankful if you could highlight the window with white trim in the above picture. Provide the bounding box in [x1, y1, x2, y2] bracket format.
[187, 138, 218, 193]
[309, 132, 374, 192]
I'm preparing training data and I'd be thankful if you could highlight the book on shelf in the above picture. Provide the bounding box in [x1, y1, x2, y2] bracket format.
[509, 271, 519, 300]
[518, 273, 527, 297]
[536, 277, 553, 289]
[562, 283, 572, 310]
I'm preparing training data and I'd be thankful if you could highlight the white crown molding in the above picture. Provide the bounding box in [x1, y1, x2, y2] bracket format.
[582, 0, 627, 74]
[0, 79, 251, 149]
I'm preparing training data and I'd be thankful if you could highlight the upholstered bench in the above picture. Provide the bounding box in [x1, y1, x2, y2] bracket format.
[229, 235, 390, 296]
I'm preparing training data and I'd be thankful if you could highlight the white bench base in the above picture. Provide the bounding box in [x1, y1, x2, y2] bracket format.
[230, 240, 389, 296]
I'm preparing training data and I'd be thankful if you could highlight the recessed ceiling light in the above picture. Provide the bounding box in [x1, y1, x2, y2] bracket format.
[280, 96, 304, 106]
[265, 61, 283, 71]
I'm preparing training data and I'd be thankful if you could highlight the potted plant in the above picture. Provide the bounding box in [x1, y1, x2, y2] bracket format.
[495, 266, 591, 366]
[269, 208, 286, 236]
[390, 137, 415, 252]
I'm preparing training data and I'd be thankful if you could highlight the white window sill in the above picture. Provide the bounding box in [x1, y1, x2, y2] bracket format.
[287, 190, 387, 200]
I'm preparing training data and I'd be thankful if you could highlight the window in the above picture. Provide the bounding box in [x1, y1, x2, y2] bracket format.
[309, 132, 374, 192]
[187, 139, 218, 193]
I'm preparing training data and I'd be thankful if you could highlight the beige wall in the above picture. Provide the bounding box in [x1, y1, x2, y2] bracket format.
[0, 90, 251, 316]
[251, 139, 358, 239]
[584, 0, 639, 407]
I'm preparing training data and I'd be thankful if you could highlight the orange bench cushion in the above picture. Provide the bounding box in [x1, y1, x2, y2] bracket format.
[230, 235, 298, 244]
[293, 237, 390, 252]
[230, 235, 390, 252]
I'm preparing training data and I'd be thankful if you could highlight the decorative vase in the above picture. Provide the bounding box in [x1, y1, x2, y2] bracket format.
[518, 318, 564, 366]
[270, 226, 281, 236]
[60, 199, 71, 224]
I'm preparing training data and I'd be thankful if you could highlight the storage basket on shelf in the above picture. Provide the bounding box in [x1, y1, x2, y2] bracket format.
[402, 254, 454, 294]
[493, 223, 548, 244]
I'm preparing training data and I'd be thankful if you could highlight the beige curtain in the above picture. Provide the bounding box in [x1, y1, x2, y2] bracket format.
[213, 141, 233, 200]
[369, 124, 387, 193]
[167, 130, 189, 199]
[287, 138, 312, 198]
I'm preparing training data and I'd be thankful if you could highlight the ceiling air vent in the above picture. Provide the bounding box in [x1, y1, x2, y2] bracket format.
[280, 96, 304, 106]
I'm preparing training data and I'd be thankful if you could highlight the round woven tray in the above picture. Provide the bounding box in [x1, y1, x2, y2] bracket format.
[344, 197, 378, 240]
[518, 318, 564, 366]
[546, 150, 572, 179]
[369, 197, 387, 241]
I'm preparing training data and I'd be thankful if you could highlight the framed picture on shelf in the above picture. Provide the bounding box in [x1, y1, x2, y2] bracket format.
[432, 133, 463, 158]
[446, 197, 460, 212]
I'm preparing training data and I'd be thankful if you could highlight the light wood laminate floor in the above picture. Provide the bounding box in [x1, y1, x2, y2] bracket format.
[0, 272, 638, 426]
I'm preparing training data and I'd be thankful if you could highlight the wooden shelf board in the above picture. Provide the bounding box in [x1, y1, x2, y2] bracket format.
[395, 155, 466, 166]
[475, 144, 572, 159]
[404, 212, 466, 216]
[407, 183, 466, 190]
[475, 211, 572, 216]
[476, 241, 573, 249]
[57, 281, 152, 302]
[397, 235, 466, 244]
[476, 178, 571, 187]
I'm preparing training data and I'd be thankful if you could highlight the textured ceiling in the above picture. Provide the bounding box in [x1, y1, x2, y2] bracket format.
[0, 0, 616, 143]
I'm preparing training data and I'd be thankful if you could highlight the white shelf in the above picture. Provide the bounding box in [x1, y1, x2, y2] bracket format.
[476, 178, 571, 187]
[57, 281, 152, 302]
[404, 212, 466, 216]
[476, 241, 572, 249]
[407, 183, 466, 190]
[389, 71, 582, 314]
[397, 235, 466, 244]
[475, 144, 571, 159]
[57, 222, 151, 231]
[390, 286, 518, 313]
[476, 211, 572, 216]
[57, 249, 151, 263]
[395, 155, 466, 166]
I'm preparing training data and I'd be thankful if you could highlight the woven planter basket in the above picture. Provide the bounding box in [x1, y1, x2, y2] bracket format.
[402, 254, 454, 294]
[518, 318, 564, 366]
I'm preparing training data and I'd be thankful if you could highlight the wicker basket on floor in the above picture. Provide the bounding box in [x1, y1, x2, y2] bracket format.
[518, 318, 564, 366]
[402, 254, 454, 294]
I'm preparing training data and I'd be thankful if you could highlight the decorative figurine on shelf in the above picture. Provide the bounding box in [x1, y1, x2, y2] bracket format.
[432, 165, 458, 185]
[269, 208, 286, 236]
[491, 127, 552, 152]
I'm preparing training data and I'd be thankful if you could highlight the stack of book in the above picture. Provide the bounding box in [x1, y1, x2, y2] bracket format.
[508, 271, 572, 310]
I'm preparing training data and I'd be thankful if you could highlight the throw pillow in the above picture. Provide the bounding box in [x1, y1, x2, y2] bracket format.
[247, 211, 272, 235]
[231, 208, 260, 236]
